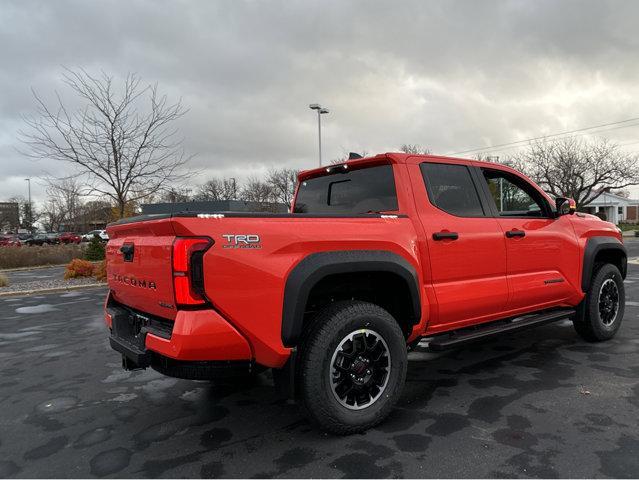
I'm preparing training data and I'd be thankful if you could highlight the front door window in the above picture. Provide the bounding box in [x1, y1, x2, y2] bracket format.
[481, 169, 549, 217]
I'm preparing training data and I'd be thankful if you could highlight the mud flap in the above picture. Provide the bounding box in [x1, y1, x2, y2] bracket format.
[272, 348, 297, 399]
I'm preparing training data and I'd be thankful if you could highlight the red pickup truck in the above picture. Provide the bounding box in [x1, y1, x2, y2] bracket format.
[105, 153, 627, 434]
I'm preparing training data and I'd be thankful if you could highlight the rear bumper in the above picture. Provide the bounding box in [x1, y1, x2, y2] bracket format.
[105, 295, 253, 376]
[109, 335, 253, 379]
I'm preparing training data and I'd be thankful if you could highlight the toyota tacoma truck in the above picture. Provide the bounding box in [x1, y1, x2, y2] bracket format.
[104, 153, 627, 434]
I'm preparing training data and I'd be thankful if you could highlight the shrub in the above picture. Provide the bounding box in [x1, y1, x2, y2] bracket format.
[0, 273, 8, 288]
[0, 244, 86, 269]
[84, 236, 105, 261]
[94, 259, 107, 282]
[64, 259, 95, 279]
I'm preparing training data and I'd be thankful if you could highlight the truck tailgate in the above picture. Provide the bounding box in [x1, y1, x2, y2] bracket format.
[106, 217, 177, 320]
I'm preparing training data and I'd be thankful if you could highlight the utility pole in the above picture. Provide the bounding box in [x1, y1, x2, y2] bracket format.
[309, 104, 329, 166]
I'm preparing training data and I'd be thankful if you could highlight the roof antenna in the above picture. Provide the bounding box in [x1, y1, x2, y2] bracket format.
[348, 152, 363, 160]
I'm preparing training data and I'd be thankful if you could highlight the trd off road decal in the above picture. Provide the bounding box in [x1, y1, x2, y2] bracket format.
[221, 234, 262, 249]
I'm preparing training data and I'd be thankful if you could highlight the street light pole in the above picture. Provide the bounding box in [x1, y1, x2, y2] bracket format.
[309, 103, 329, 166]
[24, 178, 31, 232]
[317, 110, 322, 167]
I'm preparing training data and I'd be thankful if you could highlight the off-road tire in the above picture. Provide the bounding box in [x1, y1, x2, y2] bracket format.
[573, 263, 625, 342]
[296, 301, 407, 435]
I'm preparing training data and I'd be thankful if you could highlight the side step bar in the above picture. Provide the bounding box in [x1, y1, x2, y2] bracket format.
[426, 309, 576, 351]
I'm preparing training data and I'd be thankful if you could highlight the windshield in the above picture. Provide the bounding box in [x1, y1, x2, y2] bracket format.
[294, 164, 398, 214]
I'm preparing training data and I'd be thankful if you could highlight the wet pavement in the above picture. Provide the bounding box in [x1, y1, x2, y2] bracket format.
[1, 265, 638, 478]
[3, 266, 66, 285]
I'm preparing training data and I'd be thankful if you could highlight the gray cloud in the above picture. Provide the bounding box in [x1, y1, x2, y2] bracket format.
[2, 0, 639, 202]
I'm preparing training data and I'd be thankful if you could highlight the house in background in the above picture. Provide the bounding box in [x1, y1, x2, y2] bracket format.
[581, 191, 639, 224]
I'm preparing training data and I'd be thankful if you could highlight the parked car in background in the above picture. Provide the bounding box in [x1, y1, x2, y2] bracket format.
[45, 233, 60, 244]
[0, 235, 21, 247]
[17, 233, 33, 244]
[59, 232, 82, 244]
[82, 230, 109, 241]
[24, 233, 60, 246]
[25, 234, 49, 246]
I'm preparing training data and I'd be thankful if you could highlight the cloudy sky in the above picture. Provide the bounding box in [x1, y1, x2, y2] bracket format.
[2, 0, 639, 203]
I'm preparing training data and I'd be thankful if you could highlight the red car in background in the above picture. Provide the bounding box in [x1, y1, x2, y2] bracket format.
[59, 232, 82, 244]
[0, 235, 21, 247]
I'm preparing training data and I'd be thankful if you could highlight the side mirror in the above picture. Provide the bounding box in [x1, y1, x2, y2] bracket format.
[555, 197, 576, 216]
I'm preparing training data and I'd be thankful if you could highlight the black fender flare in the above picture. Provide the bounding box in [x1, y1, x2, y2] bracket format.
[581, 236, 627, 292]
[281, 250, 421, 347]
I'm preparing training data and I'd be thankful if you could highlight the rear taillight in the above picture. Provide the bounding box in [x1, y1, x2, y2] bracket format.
[172, 237, 213, 306]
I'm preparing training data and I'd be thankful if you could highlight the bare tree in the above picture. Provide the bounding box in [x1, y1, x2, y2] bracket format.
[612, 189, 630, 198]
[45, 177, 83, 230]
[196, 178, 238, 201]
[266, 168, 298, 205]
[40, 199, 66, 232]
[400, 144, 431, 155]
[20, 68, 193, 218]
[82, 200, 114, 229]
[240, 177, 275, 203]
[514, 138, 639, 209]
[160, 187, 192, 203]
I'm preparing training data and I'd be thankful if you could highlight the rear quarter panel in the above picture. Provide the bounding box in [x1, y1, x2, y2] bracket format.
[171, 216, 421, 367]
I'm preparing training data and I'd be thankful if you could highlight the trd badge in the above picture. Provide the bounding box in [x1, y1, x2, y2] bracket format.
[221, 234, 261, 249]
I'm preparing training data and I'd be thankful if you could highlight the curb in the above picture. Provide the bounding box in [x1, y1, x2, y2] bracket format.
[0, 283, 107, 298]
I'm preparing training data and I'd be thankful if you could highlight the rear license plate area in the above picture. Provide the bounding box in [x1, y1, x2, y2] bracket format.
[111, 310, 149, 349]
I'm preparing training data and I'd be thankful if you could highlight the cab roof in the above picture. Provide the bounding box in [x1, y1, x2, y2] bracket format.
[298, 152, 521, 181]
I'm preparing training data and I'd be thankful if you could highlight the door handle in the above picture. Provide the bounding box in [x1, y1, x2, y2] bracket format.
[433, 231, 459, 241]
[505, 230, 526, 238]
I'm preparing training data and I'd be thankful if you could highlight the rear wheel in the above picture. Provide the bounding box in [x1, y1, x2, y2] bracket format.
[296, 301, 407, 435]
[573, 263, 625, 342]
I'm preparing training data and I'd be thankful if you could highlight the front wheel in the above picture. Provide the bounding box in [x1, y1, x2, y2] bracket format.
[573, 263, 625, 342]
[296, 301, 407, 435]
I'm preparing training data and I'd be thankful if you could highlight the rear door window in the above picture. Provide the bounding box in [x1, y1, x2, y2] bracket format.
[294, 164, 398, 214]
[420, 163, 485, 217]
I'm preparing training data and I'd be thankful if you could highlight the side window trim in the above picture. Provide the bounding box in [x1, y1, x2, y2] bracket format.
[469, 166, 500, 217]
[477, 166, 553, 219]
[420, 161, 491, 218]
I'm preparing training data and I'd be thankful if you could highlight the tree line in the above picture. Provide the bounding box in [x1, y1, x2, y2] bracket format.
[158, 167, 299, 206]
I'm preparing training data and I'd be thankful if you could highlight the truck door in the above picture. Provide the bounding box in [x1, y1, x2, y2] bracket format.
[410, 160, 509, 329]
[476, 166, 579, 311]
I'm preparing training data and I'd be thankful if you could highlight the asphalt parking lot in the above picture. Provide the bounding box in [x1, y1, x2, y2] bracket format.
[3, 266, 66, 285]
[1, 247, 639, 478]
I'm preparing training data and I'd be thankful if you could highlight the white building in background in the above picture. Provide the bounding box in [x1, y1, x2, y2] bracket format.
[582, 191, 639, 225]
